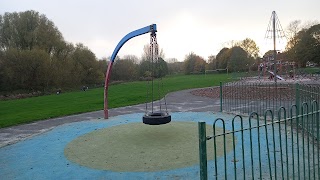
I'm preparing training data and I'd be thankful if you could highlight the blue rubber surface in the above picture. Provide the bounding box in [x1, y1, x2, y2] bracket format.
[0, 112, 302, 179]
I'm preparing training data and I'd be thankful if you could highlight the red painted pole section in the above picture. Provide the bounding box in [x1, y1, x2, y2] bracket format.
[104, 61, 113, 119]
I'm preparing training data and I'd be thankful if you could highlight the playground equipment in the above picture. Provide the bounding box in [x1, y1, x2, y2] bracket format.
[267, 70, 285, 80]
[104, 24, 171, 125]
[258, 59, 296, 80]
[264, 11, 286, 83]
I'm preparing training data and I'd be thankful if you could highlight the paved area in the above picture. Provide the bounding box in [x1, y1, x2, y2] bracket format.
[0, 88, 221, 147]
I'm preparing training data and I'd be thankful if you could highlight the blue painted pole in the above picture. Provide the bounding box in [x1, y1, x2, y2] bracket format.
[104, 24, 157, 118]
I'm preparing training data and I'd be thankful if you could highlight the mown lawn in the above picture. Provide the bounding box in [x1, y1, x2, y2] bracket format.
[0, 73, 232, 128]
[302, 67, 320, 74]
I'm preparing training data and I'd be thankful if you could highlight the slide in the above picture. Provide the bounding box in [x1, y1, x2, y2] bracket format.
[267, 71, 285, 81]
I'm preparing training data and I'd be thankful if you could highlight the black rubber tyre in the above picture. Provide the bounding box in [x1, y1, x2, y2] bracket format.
[143, 112, 171, 125]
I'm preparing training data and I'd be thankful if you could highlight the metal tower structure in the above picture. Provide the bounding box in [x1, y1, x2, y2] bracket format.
[265, 11, 286, 83]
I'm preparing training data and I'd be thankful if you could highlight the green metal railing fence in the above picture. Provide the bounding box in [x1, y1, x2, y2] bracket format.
[199, 102, 320, 179]
[220, 81, 320, 138]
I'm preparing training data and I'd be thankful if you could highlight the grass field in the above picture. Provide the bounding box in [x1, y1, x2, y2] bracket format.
[302, 67, 320, 74]
[0, 74, 232, 128]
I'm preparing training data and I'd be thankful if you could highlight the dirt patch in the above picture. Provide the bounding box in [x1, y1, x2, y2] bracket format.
[0, 91, 44, 101]
[191, 86, 296, 101]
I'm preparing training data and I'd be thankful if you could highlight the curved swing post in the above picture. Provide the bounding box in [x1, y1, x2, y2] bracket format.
[104, 24, 157, 119]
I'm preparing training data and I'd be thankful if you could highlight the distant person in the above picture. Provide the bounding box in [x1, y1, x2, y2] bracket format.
[56, 89, 62, 95]
[259, 63, 264, 78]
[82, 86, 87, 91]
[259, 63, 263, 72]
[289, 70, 294, 78]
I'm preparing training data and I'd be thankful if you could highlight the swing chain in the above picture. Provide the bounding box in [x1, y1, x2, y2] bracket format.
[145, 31, 169, 114]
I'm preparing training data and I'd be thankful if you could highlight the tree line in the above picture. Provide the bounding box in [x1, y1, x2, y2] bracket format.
[0, 10, 106, 93]
[184, 38, 260, 74]
[0, 10, 181, 94]
[1, 10, 319, 95]
[284, 20, 320, 67]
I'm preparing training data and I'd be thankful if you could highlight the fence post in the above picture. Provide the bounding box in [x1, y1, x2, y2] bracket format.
[198, 121, 208, 180]
[220, 81, 223, 112]
[295, 83, 300, 115]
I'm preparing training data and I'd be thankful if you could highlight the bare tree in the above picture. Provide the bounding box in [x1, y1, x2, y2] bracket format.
[285, 20, 302, 50]
[141, 44, 165, 61]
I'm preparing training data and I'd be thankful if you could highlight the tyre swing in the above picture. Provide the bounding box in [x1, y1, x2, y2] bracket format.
[142, 30, 171, 125]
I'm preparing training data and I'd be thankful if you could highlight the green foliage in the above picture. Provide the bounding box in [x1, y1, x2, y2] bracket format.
[0, 10, 63, 52]
[184, 52, 206, 74]
[0, 10, 105, 92]
[168, 61, 184, 75]
[154, 58, 169, 78]
[295, 24, 320, 66]
[112, 58, 139, 81]
[139, 57, 168, 78]
[139, 60, 152, 77]
[206, 55, 217, 70]
[216, 48, 231, 69]
[1, 48, 51, 91]
[144, 71, 152, 77]
[229, 46, 253, 72]
[215, 46, 254, 72]
[0, 73, 232, 128]
[285, 23, 320, 67]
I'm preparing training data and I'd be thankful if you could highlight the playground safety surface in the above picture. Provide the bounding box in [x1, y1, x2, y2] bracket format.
[1, 111, 238, 179]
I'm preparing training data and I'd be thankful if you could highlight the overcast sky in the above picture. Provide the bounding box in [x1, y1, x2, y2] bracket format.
[1, 0, 320, 61]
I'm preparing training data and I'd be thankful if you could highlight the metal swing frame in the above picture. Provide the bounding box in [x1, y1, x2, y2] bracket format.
[104, 24, 170, 125]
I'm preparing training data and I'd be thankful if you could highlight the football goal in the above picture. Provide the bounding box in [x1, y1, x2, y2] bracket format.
[205, 68, 228, 76]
